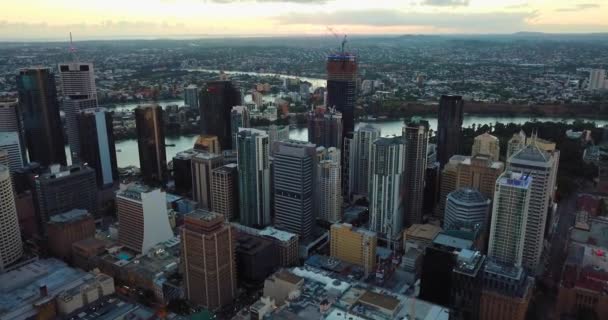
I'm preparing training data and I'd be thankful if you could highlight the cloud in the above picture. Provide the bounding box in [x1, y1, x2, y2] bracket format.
[275, 9, 536, 33]
[555, 3, 600, 12]
[421, 0, 469, 6]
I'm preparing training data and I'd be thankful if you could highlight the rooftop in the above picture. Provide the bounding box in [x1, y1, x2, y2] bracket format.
[274, 270, 304, 285]
[48, 209, 91, 224]
[433, 232, 474, 250]
[454, 249, 485, 277]
[186, 209, 222, 222]
[447, 188, 489, 205]
[570, 218, 608, 248]
[405, 224, 442, 241]
[497, 171, 532, 189]
[358, 290, 401, 312]
[373, 136, 403, 146]
[259, 226, 297, 242]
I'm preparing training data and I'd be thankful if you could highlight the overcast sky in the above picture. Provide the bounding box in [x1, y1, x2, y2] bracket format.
[1, 0, 606, 40]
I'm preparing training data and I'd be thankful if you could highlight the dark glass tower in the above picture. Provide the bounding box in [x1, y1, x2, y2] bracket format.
[77, 108, 118, 188]
[326, 53, 357, 139]
[437, 95, 464, 168]
[199, 81, 241, 150]
[307, 106, 343, 150]
[17, 68, 66, 166]
[135, 105, 167, 186]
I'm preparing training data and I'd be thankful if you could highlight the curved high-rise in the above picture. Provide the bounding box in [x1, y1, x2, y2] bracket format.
[0, 165, 23, 271]
[444, 188, 491, 231]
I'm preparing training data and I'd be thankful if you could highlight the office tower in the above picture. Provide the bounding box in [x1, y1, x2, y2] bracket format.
[444, 188, 491, 231]
[450, 250, 485, 320]
[507, 130, 526, 160]
[211, 164, 238, 221]
[330, 223, 377, 275]
[231, 106, 250, 150]
[17, 68, 66, 166]
[507, 142, 559, 272]
[33, 164, 97, 234]
[237, 128, 270, 227]
[342, 132, 353, 198]
[488, 172, 531, 267]
[193, 134, 221, 154]
[76, 108, 118, 187]
[0, 165, 23, 271]
[266, 125, 290, 155]
[173, 149, 197, 195]
[0, 132, 25, 172]
[403, 118, 429, 226]
[116, 184, 174, 253]
[307, 106, 343, 150]
[184, 84, 199, 108]
[135, 105, 167, 186]
[472, 132, 500, 161]
[46, 209, 95, 262]
[588, 69, 606, 90]
[0, 98, 27, 162]
[479, 260, 533, 320]
[235, 232, 277, 284]
[369, 137, 405, 244]
[349, 124, 381, 197]
[191, 152, 223, 209]
[273, 140, 317, 239]
[326, 51, 357, 139]
[318, 148, 342, 223]
[199, 81, 242, 150]
[437, 95, 464, 168]
[63, 97, 97, 163]
[437, 155, 504, 217]
[181, 209, 236, 310]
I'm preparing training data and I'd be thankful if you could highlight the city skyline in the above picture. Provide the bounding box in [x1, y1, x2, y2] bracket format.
[0, 0, 607, 40]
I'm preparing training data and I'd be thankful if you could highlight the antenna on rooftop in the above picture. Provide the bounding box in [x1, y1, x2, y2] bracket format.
[69, 32, 79, 62]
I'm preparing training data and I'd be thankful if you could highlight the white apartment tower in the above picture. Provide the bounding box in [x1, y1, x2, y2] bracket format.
[318, 148, 342, 223]
[349, 124, 381, 198]
[0, 165, 23, 271]
[0, 132, 25, 172]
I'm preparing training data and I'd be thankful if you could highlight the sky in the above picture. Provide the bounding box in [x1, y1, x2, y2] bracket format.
[0, 0, 607, 40]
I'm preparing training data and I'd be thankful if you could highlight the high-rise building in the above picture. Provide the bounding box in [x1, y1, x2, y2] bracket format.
[0, 98, 26, 163]
[472, 132, 500, 161]
[63, 97, 97, 163]
[507, 142, 559, 272]
[326, 52, 357, 139]
[33, 164, 97, 234]
[135, 105, 167, 186]
[191, 152, 223, 210]
[193, 134, 221, 154]
[76, 108, 117, 187]
[173, 149, 197, 195]
[403, 119, 429, 226]
[330, 223, 377, 275]
[46, 209, 95, 262]
[450, 250, 486, 320]
[211, 164, 239, 221]
[588, 69, 607, 91]
[237, 128, 271, 227]
[266, 125, 290, 155]
[184, 84, 199, 108]
[488, 172, 532, 267]
[444, 188, 491, 231]
[317, 148, 342, 223]
[0, 165, 23, 271]
[273, 140, 317, 240]
[230, 106, 250, 149]
[437, 95, 464, 168]
[0, 132, 25, 172]
[17, 68, 66, 166]
[116, 184, 174, 253]
[181, 209, 236, 310]
[307, 106, 343, 150]
[479, 260, 533, 320]
[507, 130, 526, 160]
[369, 137, 405, 244]
[199, 81, 242, 150]
[349, 124, 381, 197]
[437, 155, 504, 217]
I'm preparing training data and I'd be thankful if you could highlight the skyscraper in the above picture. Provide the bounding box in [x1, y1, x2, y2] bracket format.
[211, 164, 239, 221]
[507, 130, 526, 160]
[116, 184, 174, 253]
[507, 142, 559, 272]
[444, 188, 491, 231]
[184, 84, 199, 108]
[76, 108, 118, 187]
[193, 134, 221, 154]
[472, 132, 500, 161]
[437, 95, 464, 168]
[403, 119, 429, 226]
[17, 68, 66, 166]
[181, 209, 236, 310]
[191, 152, 223, 210]
[135, 105, 167, 186]
[349, 124, 381, 198]
[0, 132, 25, 172]
[199, 81, 241, 150]
[317, 148, 342, 223]
[0, 98, 26, 163]
[488, 172, 532, 267]
[237, 128, 270, 227]
[33, 164, 97, 234]
[369, 137, 405, 244]
[266, 124, 290, 155]
[63, 97, 97, 163]
[326, 52, 357, 139]
[230, 106, 250, 149]
[273, 140, 317, 239]
[0, 165, 23, 271]
[307, 106, 343, 150]
[173, 149, 197, 195]
[330, 223, 377, 275]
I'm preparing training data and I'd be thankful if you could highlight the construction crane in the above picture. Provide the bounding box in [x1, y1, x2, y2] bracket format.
[325, 26, 348, 53]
